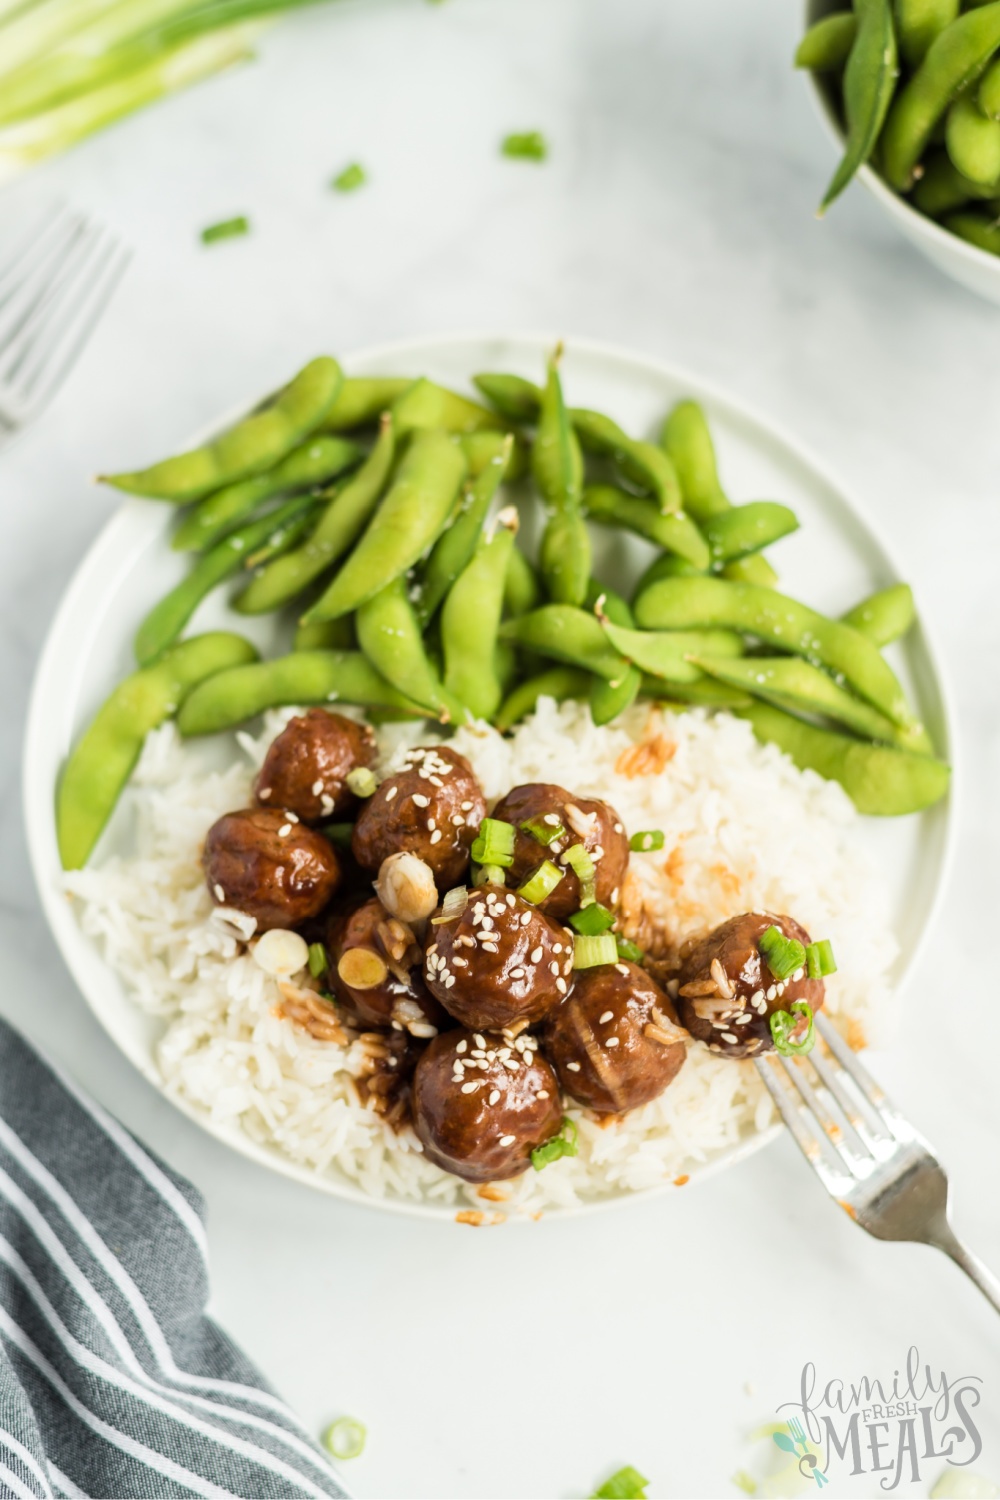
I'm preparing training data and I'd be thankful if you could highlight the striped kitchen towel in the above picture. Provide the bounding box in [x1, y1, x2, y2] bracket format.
[0, 1019, 346, 1500]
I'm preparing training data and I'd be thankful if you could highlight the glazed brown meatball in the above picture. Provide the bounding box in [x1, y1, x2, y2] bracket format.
[413, 1029, 563, 1182]
[544, 961, 687, 1114]
[327, 897, 447, 1035]
[203, 808, 341, 931]
[352, 745, 485, 888]
[489, 783, 630, 922]
[254, 709, 376, 824]
[424, 884, 574, 1030]
[675, 912, 825, 1060]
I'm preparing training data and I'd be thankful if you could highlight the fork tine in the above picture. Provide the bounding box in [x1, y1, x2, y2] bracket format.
[0, 214, 90, 357]
[17, 241, 129, 412]
[777, 1054, 875, 1177]
[755, 1053, 855, 1196]
[8, 228, 114, 387]
[808, 1039, 898, 1161]
[814, 1014, 920, 1145]
[0, 201, 68, 302]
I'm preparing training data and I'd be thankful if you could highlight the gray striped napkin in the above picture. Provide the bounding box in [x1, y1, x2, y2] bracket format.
[0, 1018, 347, 1500]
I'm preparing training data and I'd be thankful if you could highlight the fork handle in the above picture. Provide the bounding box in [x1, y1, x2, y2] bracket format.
[933, 1228, 1000, 1316]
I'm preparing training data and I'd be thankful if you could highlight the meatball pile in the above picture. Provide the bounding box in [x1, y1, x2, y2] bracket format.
[202, 709, 828, 1186]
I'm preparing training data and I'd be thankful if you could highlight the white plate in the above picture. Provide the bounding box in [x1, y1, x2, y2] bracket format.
[24, 332, 957, 1221]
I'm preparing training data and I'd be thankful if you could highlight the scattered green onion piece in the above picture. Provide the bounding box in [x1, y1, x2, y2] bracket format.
[758, 925, 806, 982]
[332, 162, 367, 193]
[346, 767, 378, 798]
[615, 936, 644, 964]
[805, 939, 837, 979]
[516, 860, 564, 904]
[770, 1001, 816, 1057]
[501, 130, 548, 162]
[200, 216, 250, 245]
[470, 817, 516, 869]
[568, 903, 615, 936]
[473, 863, 507, 888]
[308, 943, 328, 979]
[530, 1116, 578, 1171]
[519, 816, 565, 846]
[321, 822, 355, 848]
[591, 1466, 649, 1500]
[574, 933, 619, 969]
[322, 1416, 366, 1460]
[629, 829, 665, 853]
[731, 1472, 758, 1496]
[563, 843, 595, 883]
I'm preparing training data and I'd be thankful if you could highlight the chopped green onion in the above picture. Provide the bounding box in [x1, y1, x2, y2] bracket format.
[516, 860, 564, 904]
[308, 943, 327, 979]
[629, 829, 664, 853]
[346, 767, 377, 798]
[501, 130, 548, 162]
[568, 903, 615, 937]
[574, 933, 618, 969]
[470, 817, 516, 869]
[200, 215, 250, 245]
[615, 936, 644, 964]
[322, 1416, 366, 1460]
[758, 925, 806, 982]
[519, 816, 565, 846]
[530, 1116, 578, 1170]
[770, 1001, 816, 1057]
[563, 842, 597, 904]
[473, 863, 507, 888]
[591, 1466, 649, 1500]
[331, 162, 367, 192]
[805, 939, 837, 979]
[731, 1472, 758, 1496]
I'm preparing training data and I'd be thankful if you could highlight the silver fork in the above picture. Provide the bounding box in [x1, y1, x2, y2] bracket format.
[756, 1012, 1000, 1314]
[0, 203, 129, 450]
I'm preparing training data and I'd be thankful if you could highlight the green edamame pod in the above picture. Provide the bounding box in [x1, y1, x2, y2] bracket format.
[495, 668, 592, 732]
[472, 372, 543, 423]
[841, 583, 915, 645]
[641, 676, 753, 710]
[601, 620, 744, 686]
[171, 435, 362, 553]
[504, 546, 542, 618]
[910, 147, 1000, 210]
[322, 376, 413, 431]
[304, 428, 466, 622]
[585, 582, 642, 726]
[820, 0, 898, 212]
[702, 501, 799, 567]
[178, 650, 422, 736]
[494, 641, 518, 695]
[392, 378, 506, 435]
[539, 511, 592, 609]
[442, 509, 519, 720]
[458, 429, 527, 481]
[293, 617, 355, 652]
[356, 575, 467, 723]
[723, 554, 779, 587]
[945, 91, 1000, 180]
[633, 553, 703, 600]
[897, 0, 961, 69]
[499, 605, 629, 682]
[980, 55, 1000, 115]
[795, 12, 858, 70]
[941, 206, 1000, 247]
[693, 654, 912, 747]
[57, 631, 259, 869]
[660, 400, 729, 522]
[415, 435, 512, 625]
[570, 408, 683, 515]
[881, 2, 1000, 191]
[101, 356, 343, 502]
[634, 576, 920, 730]
[234, 413, 396, 616]
[583, 485, 710, 569]
[533, 352, 590, 607]
[135, 495, 317, 667]
[740, 702, 950, 816]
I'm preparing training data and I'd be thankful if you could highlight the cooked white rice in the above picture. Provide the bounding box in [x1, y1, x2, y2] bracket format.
[65, 699, 897, 1219]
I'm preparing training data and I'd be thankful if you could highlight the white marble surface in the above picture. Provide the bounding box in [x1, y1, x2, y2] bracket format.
[4, 2, 1000, 1496]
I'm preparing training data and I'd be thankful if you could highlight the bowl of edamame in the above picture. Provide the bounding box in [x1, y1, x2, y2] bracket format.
[24, 333, 957, 1219]
[801, 0, 1000, 305]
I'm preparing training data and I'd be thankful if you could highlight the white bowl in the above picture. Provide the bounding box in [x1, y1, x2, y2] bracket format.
[24, 331, 957, 1220]
[804, 0, 1000, 306]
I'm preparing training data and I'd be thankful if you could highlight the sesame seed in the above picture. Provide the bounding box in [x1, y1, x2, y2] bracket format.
[278, 823, 292, 837]
[610, 887, 619, 904]
[471, 1049, 486, 1059]
[606, 1036, 619, 1048]
[461, 1081, 480, 1094]
[461, 800, 474, 811]
[457, 1039, 468, 1053]
[499, 1135, 516, 1147]
[489, 1089, 501, 1105]
[766, 986, 777, 1001]
[482, 941, 499, 954]
[213, 883, 225, 901]
[510, 968, 525, 980]
[311, 779, 324, 795]
[445, 974, 455, 988]
[427, 817, 436, 831]
[413, 793, 430, 808]
[721, 1032, 739, 1043]
[530, 947, 543, 964]
[615, 963, 629, 976]
[503, 1057, 520, 1070]
[386, 786, 398, 801]
[550, 961, 560, 975]
[258, 787, 272, 800]
[543, 813, 559, 825]
[537, 1089, 549, 1099]
[429, 775, 444, 788]
[614, 823, 623, 834]
[566, 1061, 581, 1072]
[321, 794, 334, 816]
[520, 912, 532, 926]
[451, 814, 465, 827]
[285, 811, 299, 823]
[430, 830, 443, 845]
[599, 1010, 614, 1024]
[474, 1033, 486, 1048]
[452, 956, 468, 968]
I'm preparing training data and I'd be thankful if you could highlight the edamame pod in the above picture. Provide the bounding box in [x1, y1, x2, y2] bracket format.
[841, 583, 915, 646]
[392, 378, 506, 435]
[897, 0, 960, 69]
[723, 554, 779, 587]
[702, 501, 799, 566]
[322, 376, 412, 431]
[539, 510, 592, 609]
[693, 654, 913, 747]
[633, 576, 920, 729]
[442, 509, 519, 720]
[641, 676, 753, 710]
[601, 620, 744, 686]
[495, 668, 592, 732]
[177, 650, 422, 736]
[881, 2, 1000, 192]
[583, 484, 711, 569]
[942, 206, 1000, 248]
[293, 617, 355, 652]
[171, 435, 362, 552]
[533, 352, 590, 607]
[234, 413, 396, 616]
[357, 575, 467, 723]
[795, 12, 858, 70]
[820, 0, 898, 212]
[499, 605, 629, 682]
[570, 408, 683, 515]
[472, 372, 542, 423]
[304, 428, 466, 621]
[740, 702, 950, 816]
[910, 148, 1000, 211]
[504, 546, 542, 618]
[660, 400, 729, 522]
[415, 435, 511, 625]
[586, 581, 642, 725]
[135, 494, 317, 666]
[980, 55, 1000, 115]
[946, 91, 1000, 181]
[458, 429, 527, 481]
[57, 631, 259, 868]
[633, 553, 703, 600]
[101, 356, 343, 502]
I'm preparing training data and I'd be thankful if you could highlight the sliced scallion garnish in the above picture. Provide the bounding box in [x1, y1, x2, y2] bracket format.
[805, 939, 837, 979]
[321, 822, 355, 847]
[591, 1465, 649, 1500]
[200, 215, 250, 245]
[573, 933, 618, 969]
[615, 936, 644, 964]
[322, 1416, 367, 1460]
[519, 816, 565, 846]
[332, 162, 367, 193]
[769, 1001, 816, 1056]
[308, 943, 327, 979]
[473, 863, 507, 887]
[470, 817, 516, 869]
[568, 903, 615, 936]
[530, 1116, 578, 1170]
[516, 860, 564, 904]
[346, 767, 378, 798]
[758, 924, 806, 981]
[629, 830, 664, 852]
[501, 130, 548, 162]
